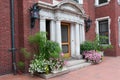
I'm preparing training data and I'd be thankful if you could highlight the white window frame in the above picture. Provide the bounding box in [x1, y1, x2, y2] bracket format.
[118, 0, 120, 5]
[78, 0, 83, 4]
[95, 16, 111, 45]
[95, 0, 111, 7]
[118, 17, 120, 46]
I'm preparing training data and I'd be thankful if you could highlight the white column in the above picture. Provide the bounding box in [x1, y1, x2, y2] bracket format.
[50, 20, 55, 41]
[71, 23, 75, 57]
[80, 24, 85, 44]
[75, 23, 82, 59]
[82, 24, 85, 42]
[55, 20, 62, 48]
[40, 18, 46, 32]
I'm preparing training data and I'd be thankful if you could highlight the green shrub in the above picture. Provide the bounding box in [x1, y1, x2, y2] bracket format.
[80, 41, 95, 53]
[25, 31, 63, 74]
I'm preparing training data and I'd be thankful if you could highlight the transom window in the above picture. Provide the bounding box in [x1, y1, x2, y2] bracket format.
[98, 20, 109, 44]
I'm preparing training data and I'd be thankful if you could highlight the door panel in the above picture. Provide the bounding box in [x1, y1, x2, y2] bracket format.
[61, 23, 70, 58]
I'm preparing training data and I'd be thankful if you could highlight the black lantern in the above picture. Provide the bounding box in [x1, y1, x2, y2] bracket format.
[84, 17, 92, 32]
[30, 3, 40, 29]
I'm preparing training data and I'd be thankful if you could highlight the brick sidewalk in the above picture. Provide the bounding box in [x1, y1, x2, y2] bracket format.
[0, 57, 120, 80]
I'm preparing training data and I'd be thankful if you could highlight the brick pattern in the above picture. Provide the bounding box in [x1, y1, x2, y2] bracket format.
[0, 0, 12, 75]
[1, 0, 120, 75]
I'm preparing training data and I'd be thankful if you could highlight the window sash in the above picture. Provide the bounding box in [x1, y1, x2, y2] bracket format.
[99, 20, 109, 44]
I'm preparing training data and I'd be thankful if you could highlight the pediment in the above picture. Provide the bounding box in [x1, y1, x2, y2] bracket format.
[54, 1, 85, 15]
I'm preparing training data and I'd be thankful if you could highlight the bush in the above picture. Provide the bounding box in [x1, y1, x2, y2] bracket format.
[80, 35, 113, 53]
[27, 32, 64, 74]
[80, 41, 95, 53]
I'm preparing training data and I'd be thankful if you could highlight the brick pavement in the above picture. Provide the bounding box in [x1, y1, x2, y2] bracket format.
[0, 57, 120, 80]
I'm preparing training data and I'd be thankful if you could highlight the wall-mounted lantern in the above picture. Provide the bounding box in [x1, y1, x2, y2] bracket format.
[84, 17, 92, 32]
[30, 3, 40, 29]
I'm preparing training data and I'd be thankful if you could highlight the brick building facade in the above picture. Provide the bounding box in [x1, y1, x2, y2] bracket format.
[0, 0, 120, 75]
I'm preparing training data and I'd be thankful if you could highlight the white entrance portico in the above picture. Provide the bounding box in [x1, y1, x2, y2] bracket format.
[38, 0, 85, 59]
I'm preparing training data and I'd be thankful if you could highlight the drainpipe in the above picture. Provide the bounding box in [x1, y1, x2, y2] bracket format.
[10, 0, 17, 75]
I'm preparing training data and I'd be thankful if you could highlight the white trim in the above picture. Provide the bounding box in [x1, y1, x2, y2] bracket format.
[95, 16, 111, 45]
[118, 17, 120, 47]
[118, 0, 120, 5]
[95, 0, 111, 7]
[78, 0, 83, 4]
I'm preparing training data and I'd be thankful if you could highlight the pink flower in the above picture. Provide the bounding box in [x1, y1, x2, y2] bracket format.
[61, 52, 64, 57]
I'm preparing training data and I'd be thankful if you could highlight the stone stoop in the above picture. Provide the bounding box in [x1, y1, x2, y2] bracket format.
[66, 59, 91, 71]
[38, 59, 91, 79]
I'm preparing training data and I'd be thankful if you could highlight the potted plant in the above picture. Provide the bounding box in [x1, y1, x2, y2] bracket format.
[21, 32, 65, 76]
[80, 35, 113, 64]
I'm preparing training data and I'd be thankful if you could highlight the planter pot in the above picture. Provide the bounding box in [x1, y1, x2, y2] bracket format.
[35, 67, 69, 79]
[98, 51, 104, 60]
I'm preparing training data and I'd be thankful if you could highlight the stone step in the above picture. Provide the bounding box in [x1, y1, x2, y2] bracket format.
[67, 62, 91, 71]
[66, 59, 86, 67]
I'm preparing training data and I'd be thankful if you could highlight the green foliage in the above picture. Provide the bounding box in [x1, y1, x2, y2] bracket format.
[46, 40, 61, 58]
[93, 35, 113, 51]
[28, 32, 47, 55]
[28, 32, 61, 60]
[27, 31, 63, 74]
[17, 61, 25, 70]
[80, 41, 95, 53]
[80, 35, 113, 53]
[20, 48, 31, 59]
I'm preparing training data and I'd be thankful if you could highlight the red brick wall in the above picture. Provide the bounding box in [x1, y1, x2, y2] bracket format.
[83, 0, 96, 41]
[0, 0, 12, 75]
[95, 0, 116, 56]
[0, 0, 40, 75]
[114, 0, 120, 56]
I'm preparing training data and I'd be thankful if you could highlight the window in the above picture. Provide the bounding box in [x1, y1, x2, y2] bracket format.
[118, 0, 120, 5]
[95, 0, 110, 7]
[99, 0, 108, 4]
[74, 0, 83, 4]
[96, 17, 110, 45]
[99, 20, 109, 44]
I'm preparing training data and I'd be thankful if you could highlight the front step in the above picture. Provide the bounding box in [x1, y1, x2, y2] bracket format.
[66, 59, 86, 67]
[65, 59, 91, 71]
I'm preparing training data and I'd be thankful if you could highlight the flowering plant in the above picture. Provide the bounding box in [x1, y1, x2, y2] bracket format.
[29, 52, 65, 74]
[83, 50, 102, 64]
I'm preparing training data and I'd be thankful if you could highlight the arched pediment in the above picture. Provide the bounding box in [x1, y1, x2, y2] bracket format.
[54, 1, 85, 15]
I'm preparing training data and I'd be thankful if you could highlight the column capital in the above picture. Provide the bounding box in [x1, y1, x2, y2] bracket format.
[40, 15, 45, 20]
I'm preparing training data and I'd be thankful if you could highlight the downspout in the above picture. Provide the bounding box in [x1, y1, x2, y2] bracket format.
[10, 0, 17, 75]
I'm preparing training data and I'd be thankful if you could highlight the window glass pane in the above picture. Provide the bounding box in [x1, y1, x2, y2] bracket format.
[61, 26, 68, 42]
[99, 0, 108, 4]
[74, 0, 79, 2]
[99, 19, 109, 44]
[62, 45, 68, 53]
